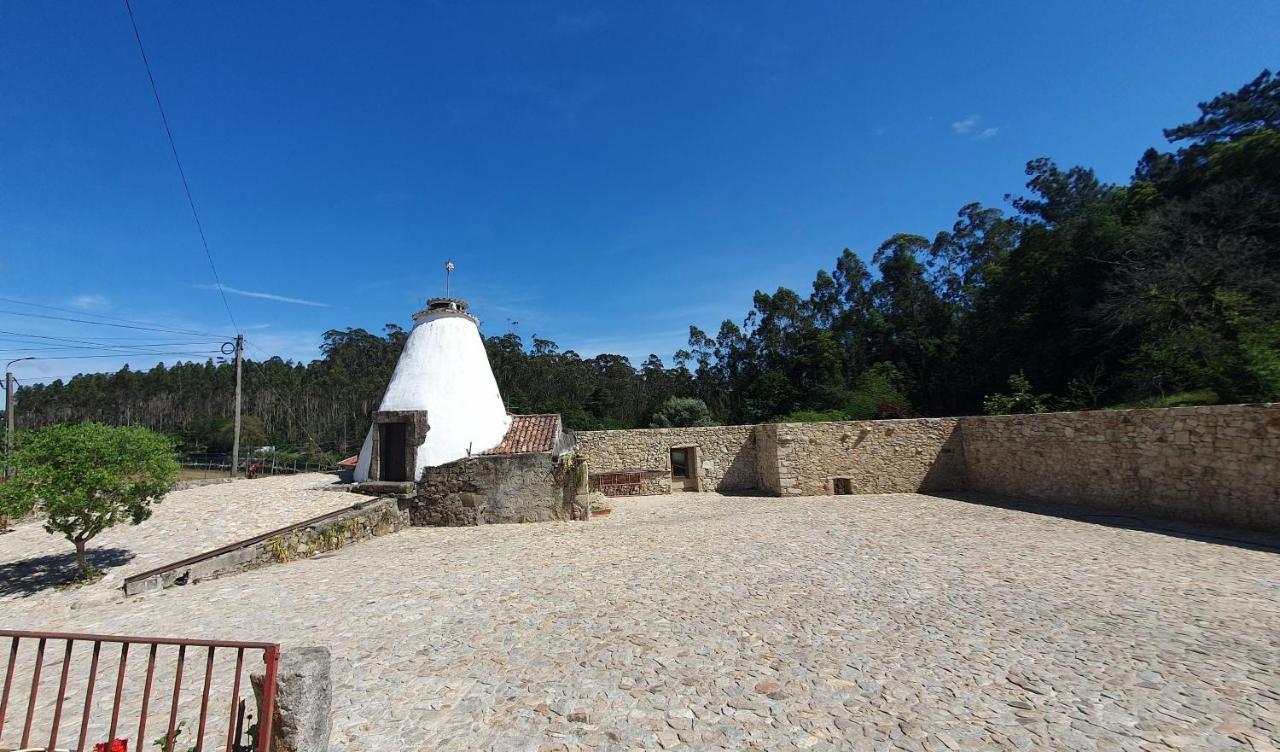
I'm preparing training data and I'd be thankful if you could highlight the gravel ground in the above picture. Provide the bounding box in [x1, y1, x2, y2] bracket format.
[2, 486, 1278, 751]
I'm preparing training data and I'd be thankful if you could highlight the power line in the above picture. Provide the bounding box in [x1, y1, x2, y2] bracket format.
[122, 0, 239, 335]
[0, 310, 234, 337]
[0, 340, 222, 352]
[0, 297, 228, 338]
[26, 350, 222, 362]
[0, 329, 209, 349]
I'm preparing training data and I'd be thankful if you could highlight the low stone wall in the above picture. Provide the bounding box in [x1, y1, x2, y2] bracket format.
[174, 477, 237, 491]
[574, 425, 759, 492]
[123, 498, 406, 596]
[409, 452, 584, 526]
[960, 403, 1280, 531]
[759, 418, 965, 496]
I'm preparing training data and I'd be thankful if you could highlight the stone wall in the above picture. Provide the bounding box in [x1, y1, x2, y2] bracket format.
[124, 498, 406, 596]
[960, 403, 1280, 531]
[574, 425, 759, 492]
[409, 452, 584, 526]
[759, 418, 966, 496]
[572, 404, 1279, 531]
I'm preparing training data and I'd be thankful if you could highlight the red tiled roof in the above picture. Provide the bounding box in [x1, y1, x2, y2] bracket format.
[482, 414, 561, 455]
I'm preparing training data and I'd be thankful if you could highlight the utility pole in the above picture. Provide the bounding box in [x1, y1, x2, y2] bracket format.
[230, 334, 243, 479]
[4, 357, 35, 479]
[4, 372, 14, 480]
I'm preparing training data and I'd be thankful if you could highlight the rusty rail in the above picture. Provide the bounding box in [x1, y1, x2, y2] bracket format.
[0, 630, 278, 752]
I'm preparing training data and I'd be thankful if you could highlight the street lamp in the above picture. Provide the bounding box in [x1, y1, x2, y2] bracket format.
[5, 356, 36, 479]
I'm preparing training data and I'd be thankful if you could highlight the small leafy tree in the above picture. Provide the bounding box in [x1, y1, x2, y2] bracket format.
[983, 372, 1051, 415]
[0, 423, 178, 580]
[649, 397, 715, 428]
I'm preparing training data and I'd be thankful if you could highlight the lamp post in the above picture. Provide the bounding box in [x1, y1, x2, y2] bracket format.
[5, 356, 36, 479]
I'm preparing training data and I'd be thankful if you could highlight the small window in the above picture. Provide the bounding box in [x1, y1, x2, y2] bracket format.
[833, 478, 853, 495]
[670, 448, 689, 478]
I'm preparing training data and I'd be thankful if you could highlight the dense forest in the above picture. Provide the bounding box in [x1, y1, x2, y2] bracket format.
[12, 71, 1280, 457]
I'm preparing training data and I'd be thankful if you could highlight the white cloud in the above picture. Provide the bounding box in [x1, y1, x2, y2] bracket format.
[951, 115, 1000, 140]
[70, 294, 111, 311]
[199, 285, 330, 308]
[951, 115, 980, 135]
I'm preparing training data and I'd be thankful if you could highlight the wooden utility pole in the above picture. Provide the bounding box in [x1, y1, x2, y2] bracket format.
[230, 334, 243, 478]
[4, 357, 34, 479]
[4, 371, 14, 480]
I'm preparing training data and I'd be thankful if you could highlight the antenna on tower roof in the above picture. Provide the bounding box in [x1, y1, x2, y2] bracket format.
[445, 260, 455, 298]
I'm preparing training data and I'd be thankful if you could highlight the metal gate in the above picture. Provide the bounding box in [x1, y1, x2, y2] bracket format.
[0, 630, 279, 752]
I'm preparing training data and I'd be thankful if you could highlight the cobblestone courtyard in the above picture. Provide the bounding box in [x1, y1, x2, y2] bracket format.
[2, 474, 1279, 750]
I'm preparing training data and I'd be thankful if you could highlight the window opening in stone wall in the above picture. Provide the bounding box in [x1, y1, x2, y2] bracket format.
[833, 477, 853, 495]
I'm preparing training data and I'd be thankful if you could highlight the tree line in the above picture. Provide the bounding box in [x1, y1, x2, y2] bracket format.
[12, 70, 1279, 453]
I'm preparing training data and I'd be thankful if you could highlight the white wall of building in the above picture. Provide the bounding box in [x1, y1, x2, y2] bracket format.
[354, 310, 510, 482]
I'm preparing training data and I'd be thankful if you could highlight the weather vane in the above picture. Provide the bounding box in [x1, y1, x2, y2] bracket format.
[445, 259, 455, 298]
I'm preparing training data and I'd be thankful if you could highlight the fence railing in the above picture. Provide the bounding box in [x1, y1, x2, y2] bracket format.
[0, 630, 278, 752]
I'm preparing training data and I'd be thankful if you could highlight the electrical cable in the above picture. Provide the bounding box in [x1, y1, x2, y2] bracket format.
[0, 297, 228, 338]
[0, 310, 234, 337]
[122, 0, 240, 334]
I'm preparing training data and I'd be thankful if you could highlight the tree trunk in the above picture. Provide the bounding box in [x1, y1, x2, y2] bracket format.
[74, 538, 90, 580]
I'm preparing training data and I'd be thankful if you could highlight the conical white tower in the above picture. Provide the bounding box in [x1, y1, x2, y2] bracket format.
[353, 297, 511, 482]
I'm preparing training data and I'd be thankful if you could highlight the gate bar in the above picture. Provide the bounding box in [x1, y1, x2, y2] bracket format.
[0, 630, 278, 752]
[76, 639, 102, 751]
[19, 637, 45, 749]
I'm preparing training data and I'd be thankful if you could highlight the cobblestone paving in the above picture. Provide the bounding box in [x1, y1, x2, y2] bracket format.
[0, 472, 356, 602]
[3, 489, 1279, 751]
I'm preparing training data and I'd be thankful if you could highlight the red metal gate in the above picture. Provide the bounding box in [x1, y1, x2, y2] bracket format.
[0, 630, 278, 752]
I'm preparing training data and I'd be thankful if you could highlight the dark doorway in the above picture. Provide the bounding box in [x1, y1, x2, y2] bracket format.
[670, 447, 697, 492]
[380, 422, 408, 481]
[833, 478, 853, 495]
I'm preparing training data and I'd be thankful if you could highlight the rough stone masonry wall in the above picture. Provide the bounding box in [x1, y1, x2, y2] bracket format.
[124, 498, 406, 596]
[960, 403, 1280, 531]
[759, 418, 966, 496]
[409, 452, 584, 525]
[574, 425, 759, 492]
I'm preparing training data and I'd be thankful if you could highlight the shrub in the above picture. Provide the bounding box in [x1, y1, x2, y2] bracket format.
[649, 397, 716, 428]
[983, 372, 1051, 415]
[0, 422, 178, 579]
[844, 362, 913, 420]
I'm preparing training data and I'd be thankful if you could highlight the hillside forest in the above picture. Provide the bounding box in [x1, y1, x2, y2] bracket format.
[11, 71, 1279, 459]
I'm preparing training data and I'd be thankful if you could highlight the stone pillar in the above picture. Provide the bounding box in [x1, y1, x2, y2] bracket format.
[252, 647, 332, 752]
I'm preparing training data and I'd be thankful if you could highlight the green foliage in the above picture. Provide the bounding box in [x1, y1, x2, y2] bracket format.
[1110, 389, 1220, 410]
[983, 373, 1051, 416]
[649, 397, 715, 428]
[775, 409, 847, 423]
[844, 362, 913, 420]
[0, 422, 177, 578]
[217, 415, 268, 452]
[153, 720, 196, 752]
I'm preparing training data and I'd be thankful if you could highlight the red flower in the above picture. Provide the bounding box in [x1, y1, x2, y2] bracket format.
[95, 738, 128, 752]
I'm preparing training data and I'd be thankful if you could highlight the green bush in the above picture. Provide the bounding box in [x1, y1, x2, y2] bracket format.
[649, 397, 716, 428]
[0, 422, 178, 579]
[983, 372, 1050, 415]
[775, 409, 847, 423]
[844, 362, 913, 420]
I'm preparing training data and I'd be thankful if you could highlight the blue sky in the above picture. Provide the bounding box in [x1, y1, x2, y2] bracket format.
[2, 1, 1277, 382]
